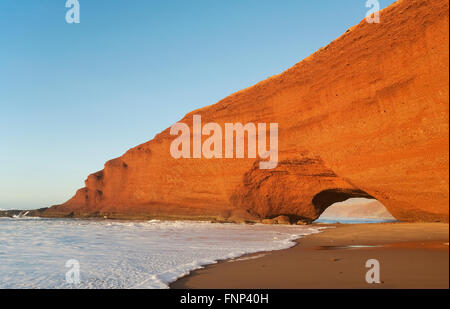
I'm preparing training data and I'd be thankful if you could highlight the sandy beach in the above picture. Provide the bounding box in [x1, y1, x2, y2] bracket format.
[171, 223, 449, 289]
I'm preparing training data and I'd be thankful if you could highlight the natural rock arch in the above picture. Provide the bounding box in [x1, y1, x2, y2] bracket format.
[311, 188, 375, 217]
[230, 156, 381, 222]
[45, 0, 449, 223]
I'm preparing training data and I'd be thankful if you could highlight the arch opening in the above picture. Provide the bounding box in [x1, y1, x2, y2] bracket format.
[312, 188, 397, 224]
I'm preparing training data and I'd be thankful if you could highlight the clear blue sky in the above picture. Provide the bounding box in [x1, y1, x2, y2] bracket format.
[0, 0, 396, 209]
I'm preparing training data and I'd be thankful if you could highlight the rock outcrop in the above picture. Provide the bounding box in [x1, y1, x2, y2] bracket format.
[46, 0, 449, 222]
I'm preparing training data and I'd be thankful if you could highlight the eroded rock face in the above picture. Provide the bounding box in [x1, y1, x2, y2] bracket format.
[46, 0, 449, 222]
[230, 156, 372, 221]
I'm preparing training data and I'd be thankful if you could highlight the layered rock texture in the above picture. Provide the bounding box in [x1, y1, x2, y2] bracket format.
[47, 0, 449, 222]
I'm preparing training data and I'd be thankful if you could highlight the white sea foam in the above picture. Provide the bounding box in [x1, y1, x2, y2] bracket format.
[0, 218, 324, 289]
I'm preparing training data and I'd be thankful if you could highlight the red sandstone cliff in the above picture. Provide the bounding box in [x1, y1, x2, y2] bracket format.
[47, 0, 449, 222]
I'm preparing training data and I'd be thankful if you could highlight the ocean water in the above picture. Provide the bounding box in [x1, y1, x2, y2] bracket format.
[0, 217, 323, 289]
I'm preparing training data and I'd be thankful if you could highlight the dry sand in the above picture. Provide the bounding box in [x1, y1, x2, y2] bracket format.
[171, 223, 449, 289]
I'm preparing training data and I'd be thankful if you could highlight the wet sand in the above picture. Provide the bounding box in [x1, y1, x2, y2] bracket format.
[171, 223, 449, 289]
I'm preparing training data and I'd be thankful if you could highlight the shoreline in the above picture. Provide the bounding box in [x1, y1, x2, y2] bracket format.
[2, 216, 449, 288]
[1, 216, 326, 289]
[171, 222, 449, 289]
